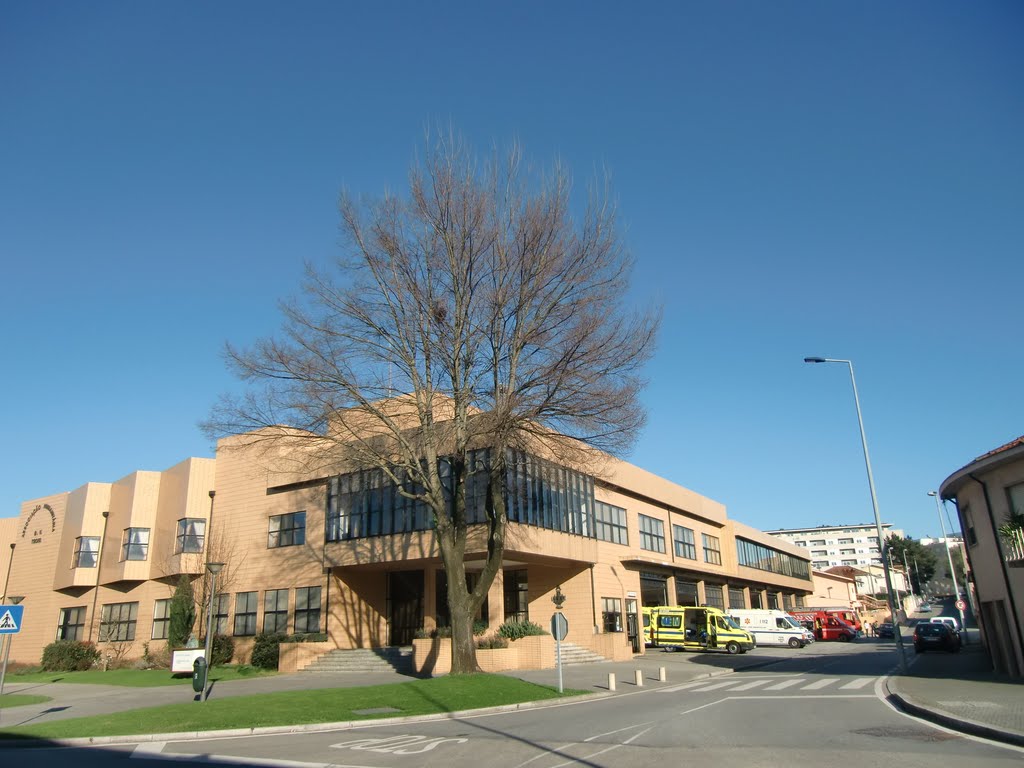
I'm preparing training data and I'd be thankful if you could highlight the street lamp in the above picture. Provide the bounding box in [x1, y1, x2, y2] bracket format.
[804, 357, 908, 672]
[929, 491, 967, 640]
[202, 563, 225, 701]
[0, 595, 25, 707]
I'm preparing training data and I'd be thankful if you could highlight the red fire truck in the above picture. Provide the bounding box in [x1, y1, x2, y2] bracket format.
[791, 610, 858, 642]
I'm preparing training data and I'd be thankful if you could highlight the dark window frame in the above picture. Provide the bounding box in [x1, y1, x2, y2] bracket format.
[73, 536, 100, 568]
[121, 527, 150, 561]
[294, 586, 321, 634]
[269, 511, 306, 549]
[175, 518, 206, 554]
[57, 606, 86, 641]
[638, 514, 666, 553]
[673, 525, 696, 559]
[234, 592, 257, 637]
[99, 601, 138, 642]
[263, 589, 289, 634]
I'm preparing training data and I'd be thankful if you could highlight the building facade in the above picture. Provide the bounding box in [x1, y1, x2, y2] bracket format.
[1, 419, 814, 667]
[765, 522, 907, 590]
[939, 435, 1024, 678]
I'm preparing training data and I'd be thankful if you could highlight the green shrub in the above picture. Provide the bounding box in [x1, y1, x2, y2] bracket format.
[250, 633, 286, 669]
[281, 632, 328, 643]
[497, 619, 547, 641]
[210, 634, 235, 665]
[168, 575, 196, 648]
[472, 619, 489, 636]
[476, 635, 509, 649]
[41, 640, 100, 672]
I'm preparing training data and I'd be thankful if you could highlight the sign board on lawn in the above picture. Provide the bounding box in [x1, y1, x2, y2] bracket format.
[171, 648, 207, 673]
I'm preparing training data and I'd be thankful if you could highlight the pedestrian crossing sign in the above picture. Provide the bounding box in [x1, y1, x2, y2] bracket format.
[0, 605, 24, 634]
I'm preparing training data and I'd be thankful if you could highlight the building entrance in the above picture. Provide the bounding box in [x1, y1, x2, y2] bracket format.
[387, 570, 424, 646]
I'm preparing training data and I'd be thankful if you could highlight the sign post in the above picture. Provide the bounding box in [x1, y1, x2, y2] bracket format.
[0, 603, 25, 712]
[551, 586, 567, 694]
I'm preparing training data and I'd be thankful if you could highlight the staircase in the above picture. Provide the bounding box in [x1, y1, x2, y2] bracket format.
[555, 642, 609, 665]
[299, 646, 414, 674]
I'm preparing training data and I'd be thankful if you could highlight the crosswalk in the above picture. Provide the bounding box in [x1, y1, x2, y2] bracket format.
[658, 676, 876, 695]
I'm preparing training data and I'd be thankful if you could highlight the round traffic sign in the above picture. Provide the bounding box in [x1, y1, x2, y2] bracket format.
[955, 599, 966, 611]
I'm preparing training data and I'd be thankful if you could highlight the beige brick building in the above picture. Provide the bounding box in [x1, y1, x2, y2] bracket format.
[1, 418, 813, 667]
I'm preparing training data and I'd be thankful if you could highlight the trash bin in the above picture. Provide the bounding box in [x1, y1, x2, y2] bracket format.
[192, 656, 208, 693]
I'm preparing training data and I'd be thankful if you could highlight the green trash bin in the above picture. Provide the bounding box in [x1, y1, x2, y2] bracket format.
[192, 656, 208, 694]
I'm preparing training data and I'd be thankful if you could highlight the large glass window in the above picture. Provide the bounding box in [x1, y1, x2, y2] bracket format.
[673, 525, 696, 560]
[57, 607, 86, 641]
[702, 534, 722, 565]
[728, 587, 746, 609]
[294, 587, 321, 634]
[269, 512, 306, 549]
[675, 580, 699, 606]
[73, 537, 99, 568]
[736, 538, 811, 580]
[264, 589, 289, 634]
[503, 569, 529, 622]
[704, 584, 725, 610]
[175, 518, 206, 554]
[100, 602, 138, 642]
[639, 515, 666, 553]
[602, 597, 623, 632]
[152, 598, 170, 639]
[121, 528, 150, 561]
[326, 448, 597, 541]
[594, 502, 628, 545]
[234, 592, 257, 636]
[640, 572, 667, 606]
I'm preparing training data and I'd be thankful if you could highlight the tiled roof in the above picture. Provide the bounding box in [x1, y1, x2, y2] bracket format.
[973, 435, 1024, 463]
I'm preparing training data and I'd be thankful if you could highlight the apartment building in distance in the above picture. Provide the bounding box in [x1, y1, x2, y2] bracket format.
[1, 403, 815, 668]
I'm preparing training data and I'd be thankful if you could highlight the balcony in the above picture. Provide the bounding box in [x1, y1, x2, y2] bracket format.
[1004, 528, 1024, 567]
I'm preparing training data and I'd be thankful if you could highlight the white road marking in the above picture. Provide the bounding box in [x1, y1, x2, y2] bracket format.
[801, 678, 841, 690]
[690, 680, 743, 692]
[763, 679, 804, 690]
[839, 677, 875, 690]
[729, 680, 771, 691]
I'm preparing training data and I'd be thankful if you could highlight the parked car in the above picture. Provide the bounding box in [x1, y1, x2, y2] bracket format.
[913, 622, 961, 653]
[875, 623, 895, 638]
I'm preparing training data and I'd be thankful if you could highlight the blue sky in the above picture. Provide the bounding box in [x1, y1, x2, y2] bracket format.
[2, 2, 1021, 540]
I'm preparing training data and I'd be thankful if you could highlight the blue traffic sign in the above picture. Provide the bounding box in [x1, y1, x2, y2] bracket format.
[0, 605, 24, 634]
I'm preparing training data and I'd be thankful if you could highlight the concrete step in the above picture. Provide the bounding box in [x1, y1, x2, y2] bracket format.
[300, 646, 414, 674]
[556, 641, 609, 665]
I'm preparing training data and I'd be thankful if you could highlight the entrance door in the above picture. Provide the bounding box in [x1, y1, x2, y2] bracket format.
[625, 599, 640, 653]
[388, 570, 424, 646]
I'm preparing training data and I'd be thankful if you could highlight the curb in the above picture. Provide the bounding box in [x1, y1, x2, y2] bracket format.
[884, 679, 1024, 749]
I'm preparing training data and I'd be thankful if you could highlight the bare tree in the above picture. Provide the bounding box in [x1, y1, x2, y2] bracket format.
[206, 133, 660, 673]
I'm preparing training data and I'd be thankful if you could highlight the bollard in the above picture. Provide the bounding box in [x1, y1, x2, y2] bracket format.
[659, 666, 667, 682]
[608, 672, 616, 692]
[634, 669, 643, 687]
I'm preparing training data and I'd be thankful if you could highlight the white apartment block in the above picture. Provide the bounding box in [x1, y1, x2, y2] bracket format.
[765, 523, 904, 571]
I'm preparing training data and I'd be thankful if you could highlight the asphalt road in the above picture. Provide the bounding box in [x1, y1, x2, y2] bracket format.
[5, 640, 1021, 768]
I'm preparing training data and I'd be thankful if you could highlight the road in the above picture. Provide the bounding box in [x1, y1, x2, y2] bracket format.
[4, 638, 1020, 767]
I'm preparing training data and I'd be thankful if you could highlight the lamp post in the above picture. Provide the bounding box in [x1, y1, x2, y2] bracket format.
[1, 543, 14, 604]
[202, 563, 225, 701]
[0, 595, 25, 707]
[929, 491, 967, 640]
[804, 357, 908, 672]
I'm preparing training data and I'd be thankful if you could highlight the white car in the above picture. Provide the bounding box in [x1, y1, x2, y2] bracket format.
[929, 616, 960, 632]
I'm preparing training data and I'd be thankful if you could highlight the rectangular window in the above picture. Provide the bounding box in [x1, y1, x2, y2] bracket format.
[212, 593, 230, 636]
[704, 584, 725, 610]
[56, 607, 86, 641]
[809, 540, 826, 546]
[503, 569, 529, 622]
[594, 502, 628, 545]
[121, 528, 150, 561]
[702, 533, 722, 565]
[783, 594, 793, 611]
[175, 518, 206, 554]
[152, 598, 170, 640]
[838, 538, 854, 545]
[234, 592, 257, 636]
[100, 602, 138, 642]
[768, 591, 780, 610]
[675, 580, 699, 606]
[264, 589, 289, 634]
[728, 587, 746, 609]
[961, 504, 976, 546]
[269, 511, 306, 549]
[294, 586, 321, 634]
[602, 597, 623, 632]
[750, 591, 763, 609]
[73, 536, 100, 568]
[672, 525, 696, 560]
[638, 515, 666, 553]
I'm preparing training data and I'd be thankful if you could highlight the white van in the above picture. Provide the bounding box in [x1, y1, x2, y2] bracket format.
[929, 616, 960, 631]
[727, 609, 815, 648]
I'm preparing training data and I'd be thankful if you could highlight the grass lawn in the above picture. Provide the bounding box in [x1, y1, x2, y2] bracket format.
[5, 665, 275, 688]
[0, 694, 52, 709]
[0, 675, 587, 740]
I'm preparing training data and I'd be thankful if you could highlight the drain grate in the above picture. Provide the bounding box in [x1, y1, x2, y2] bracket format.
[853, 726, 960, 743]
